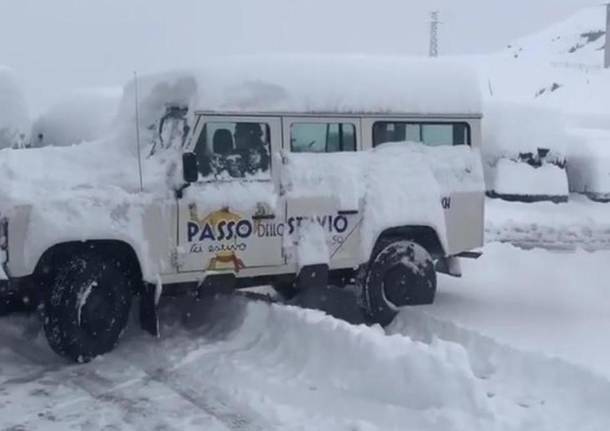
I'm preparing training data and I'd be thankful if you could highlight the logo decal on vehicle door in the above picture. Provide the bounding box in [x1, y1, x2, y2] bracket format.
[187, 205, 247, 272]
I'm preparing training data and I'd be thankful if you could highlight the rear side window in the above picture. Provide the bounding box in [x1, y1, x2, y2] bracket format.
[290, 123, 356, 153]
[373, 122, 470, 147]
[193, 122, 271, 180]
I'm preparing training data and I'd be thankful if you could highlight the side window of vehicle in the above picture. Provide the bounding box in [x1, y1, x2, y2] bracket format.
[373, 122, 470, 147]
[290, 123, 356, 153]
[193, 122, 271, 180]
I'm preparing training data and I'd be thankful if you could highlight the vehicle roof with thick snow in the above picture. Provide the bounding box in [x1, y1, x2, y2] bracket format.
[194, 110, 483, 119]
[119, 55, 482, 123]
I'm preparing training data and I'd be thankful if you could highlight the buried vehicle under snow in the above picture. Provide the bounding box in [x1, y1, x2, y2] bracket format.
[0, 56, 485, 361]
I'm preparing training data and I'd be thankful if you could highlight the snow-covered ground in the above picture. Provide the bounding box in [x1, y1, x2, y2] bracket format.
[2, 6, 610, 430]
[2, 241, 610, 430]
[486, 195, 610, 250]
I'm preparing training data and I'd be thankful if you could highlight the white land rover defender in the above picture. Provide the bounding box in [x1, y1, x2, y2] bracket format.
[0, 57, 485, 362]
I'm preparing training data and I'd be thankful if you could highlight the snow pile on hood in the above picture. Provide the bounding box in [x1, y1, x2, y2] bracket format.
[0, 66, 29, 149]
[30, 87, 122, 147]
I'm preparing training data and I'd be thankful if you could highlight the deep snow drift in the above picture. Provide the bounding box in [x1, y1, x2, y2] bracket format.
[2, 243, 610, 430]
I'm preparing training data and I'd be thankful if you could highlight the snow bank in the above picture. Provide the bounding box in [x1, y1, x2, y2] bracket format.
[392, 306, 610, 430]
[489, 159, 568, 197]
[30, 87, 122, 147]
[162, 297, 493, 428]
[482, 100, 570, 198]
[0, 66, 28, 149]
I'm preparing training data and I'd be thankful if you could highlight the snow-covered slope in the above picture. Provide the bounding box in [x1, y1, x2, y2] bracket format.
[504, 7, 605, 65]
[481, 5, 609, 119]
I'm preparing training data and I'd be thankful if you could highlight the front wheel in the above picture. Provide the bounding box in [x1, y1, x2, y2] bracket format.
[43, 253, 134, 362]
[361, 239, 436, 327]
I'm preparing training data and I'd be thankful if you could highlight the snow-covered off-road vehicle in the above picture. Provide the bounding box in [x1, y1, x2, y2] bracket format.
[0, 56, 485, 362]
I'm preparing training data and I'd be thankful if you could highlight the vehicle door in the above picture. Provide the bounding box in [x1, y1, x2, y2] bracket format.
[281, 117, 363, 268]
[177, 115, 285, 273]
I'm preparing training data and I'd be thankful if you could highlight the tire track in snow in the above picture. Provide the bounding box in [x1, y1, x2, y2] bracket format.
[0, 316, 231, 431]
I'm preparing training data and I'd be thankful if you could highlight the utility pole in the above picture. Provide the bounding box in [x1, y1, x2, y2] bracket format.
[605, 3, 610, 68]
[429, 11, 440, 57]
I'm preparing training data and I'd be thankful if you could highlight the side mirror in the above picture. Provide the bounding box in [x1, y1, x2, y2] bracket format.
[182, 152, 199, 183]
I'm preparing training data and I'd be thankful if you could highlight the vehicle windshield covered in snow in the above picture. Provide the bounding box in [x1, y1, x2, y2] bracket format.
[193, 121, 271, 180]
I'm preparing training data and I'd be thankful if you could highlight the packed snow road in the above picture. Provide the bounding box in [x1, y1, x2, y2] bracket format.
[1, 243, 610, 430]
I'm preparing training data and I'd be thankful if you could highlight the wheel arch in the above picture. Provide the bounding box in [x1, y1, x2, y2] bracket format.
[34, 240, 144, 291]
[373, 225, 446, 260]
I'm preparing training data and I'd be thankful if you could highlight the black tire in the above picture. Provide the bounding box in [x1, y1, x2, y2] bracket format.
[43, 252, 134, 362]
[361, 239, 436, 327]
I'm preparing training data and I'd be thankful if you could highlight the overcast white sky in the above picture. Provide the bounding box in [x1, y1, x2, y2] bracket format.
[0, 0, 599, 113]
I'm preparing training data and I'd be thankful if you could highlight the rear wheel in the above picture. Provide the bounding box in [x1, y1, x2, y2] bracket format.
[361, 239, 436, 327]
[43, 253, 134, 362]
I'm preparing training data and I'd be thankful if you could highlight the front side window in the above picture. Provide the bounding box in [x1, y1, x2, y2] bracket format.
[193, 122, 271, 180]
[373, 122, 470, 147]
[290, 123, 356, 153]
